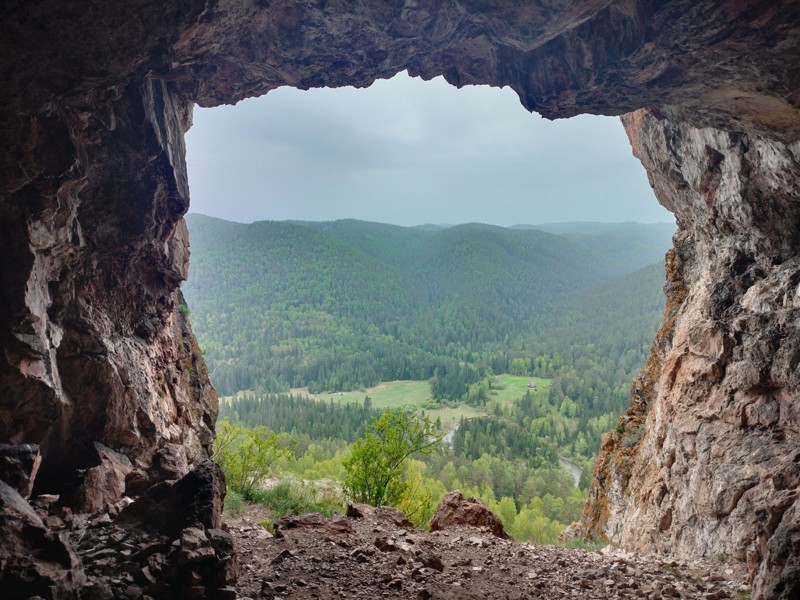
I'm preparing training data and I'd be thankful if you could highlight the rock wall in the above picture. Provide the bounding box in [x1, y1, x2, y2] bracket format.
[577, 109, 800, 597]
[1, 0, 799, 597]
[0, 76, 217, 498]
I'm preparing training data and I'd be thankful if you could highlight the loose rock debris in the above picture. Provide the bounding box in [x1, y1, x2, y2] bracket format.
[228, 504, 750, 600]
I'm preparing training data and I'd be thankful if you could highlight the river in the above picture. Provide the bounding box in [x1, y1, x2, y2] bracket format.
[558, 456, 582, 488]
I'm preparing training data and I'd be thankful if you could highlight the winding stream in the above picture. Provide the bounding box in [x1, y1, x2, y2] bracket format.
[558, 456, 582, 488]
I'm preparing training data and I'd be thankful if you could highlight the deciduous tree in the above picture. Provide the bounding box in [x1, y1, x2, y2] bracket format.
[343, 412, 443, 508]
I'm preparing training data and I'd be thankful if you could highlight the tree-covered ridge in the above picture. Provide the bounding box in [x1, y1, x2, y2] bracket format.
[193, 215, 675, 543]
[220, 392, 380, 443]
[184, 214, 672, 400]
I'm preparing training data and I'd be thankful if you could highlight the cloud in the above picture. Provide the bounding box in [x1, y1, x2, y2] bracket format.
[186, 72, 672, 226]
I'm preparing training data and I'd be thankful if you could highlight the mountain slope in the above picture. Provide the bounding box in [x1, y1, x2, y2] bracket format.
[183, 214, 670, 400]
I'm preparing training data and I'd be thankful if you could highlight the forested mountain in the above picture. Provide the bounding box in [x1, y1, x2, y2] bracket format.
[187, 215, 675, 542]
[183, 214, 672, 404]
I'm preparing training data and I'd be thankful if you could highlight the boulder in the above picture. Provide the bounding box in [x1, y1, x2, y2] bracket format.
[117, 459, 225, 537]
[0, 479, 85, 599]
[429, 490, 511, 540]
[0, 443, 41, 498]
[61, 442, 133, 513]
[125, 443, 190, 496]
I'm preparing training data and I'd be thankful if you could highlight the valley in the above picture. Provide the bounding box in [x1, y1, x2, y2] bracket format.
[184, 215, 674, 545]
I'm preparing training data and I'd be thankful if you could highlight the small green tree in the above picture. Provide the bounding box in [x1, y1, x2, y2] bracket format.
[212, 418, 295, 499]
[343, 411, 443, 508]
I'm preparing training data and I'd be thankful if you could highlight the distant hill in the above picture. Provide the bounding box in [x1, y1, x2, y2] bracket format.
[410, 224, 450, 232]
[514, 221, 675, 273]
[183, 214, 670, 407]
[514, 221, 674, 236]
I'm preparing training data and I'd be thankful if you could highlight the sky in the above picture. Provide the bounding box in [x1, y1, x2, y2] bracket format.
[185, 71, 673, 227]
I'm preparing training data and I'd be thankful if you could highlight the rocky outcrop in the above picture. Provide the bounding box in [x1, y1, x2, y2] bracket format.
[1, 71, 217, 499]
[578, 109, 800, 598]
[60, 442, 133, 514]
[430, 490, 511, 540]
[0, 480, 85, 599]
[74, 462, 235, 600]
[1, 0, 800, 597]
[0, 443, 42, 498]
[117, 459, 226, 538]
[0, 458, 232, 599]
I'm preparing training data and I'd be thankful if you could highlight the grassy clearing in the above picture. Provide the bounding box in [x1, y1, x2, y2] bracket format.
[291, 380, 487, 431]
[490, 375, 551, 409]
[292, 376, 551, 412]
[292, 380, 433, 410]
[272, 375, 551, 433]
[422, 404, 486, 430]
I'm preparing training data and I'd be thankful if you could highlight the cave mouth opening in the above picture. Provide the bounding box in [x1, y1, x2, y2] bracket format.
[180, 72, 677, 512]
[182, 70, 677, 394]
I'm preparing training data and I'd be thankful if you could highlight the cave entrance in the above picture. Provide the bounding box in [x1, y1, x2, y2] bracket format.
[181, 71, 676, 540]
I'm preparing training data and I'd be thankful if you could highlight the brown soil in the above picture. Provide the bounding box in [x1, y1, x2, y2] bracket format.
[226, 506, 750, 600]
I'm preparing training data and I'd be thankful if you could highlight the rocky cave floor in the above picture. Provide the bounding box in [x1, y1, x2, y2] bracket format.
[41, 493, 751, 600]
[225, 504, 751, 600]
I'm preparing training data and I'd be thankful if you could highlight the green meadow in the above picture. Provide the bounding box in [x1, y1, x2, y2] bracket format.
[294, 380, 431, 410]
[489, 374, 551, 408]
[288, 375, 551, 431]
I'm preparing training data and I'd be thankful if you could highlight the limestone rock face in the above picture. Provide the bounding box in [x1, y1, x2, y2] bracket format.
[0, 69, 218, 499]
[578, 109, 800, 599]
[1, 1, 800, 597]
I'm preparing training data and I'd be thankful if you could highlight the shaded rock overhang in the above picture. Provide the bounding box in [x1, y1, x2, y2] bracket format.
[1, 0, 799, 597]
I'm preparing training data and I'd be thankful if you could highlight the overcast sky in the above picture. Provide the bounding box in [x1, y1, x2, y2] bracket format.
[186, 72, 672, 227]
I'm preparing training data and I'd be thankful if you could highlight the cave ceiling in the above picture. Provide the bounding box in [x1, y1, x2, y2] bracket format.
[3, 1, 800, 140]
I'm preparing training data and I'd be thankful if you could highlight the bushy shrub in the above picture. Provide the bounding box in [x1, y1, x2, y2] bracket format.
[258, 479, 344, 519]
[223, 488, 245, 516]
[212, 418, 295, 500]
[343, 411, 443, 508]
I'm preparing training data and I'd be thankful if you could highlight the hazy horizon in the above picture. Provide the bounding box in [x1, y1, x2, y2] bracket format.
[186, 72, 673, 227]
[186, 211, 675, 229]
